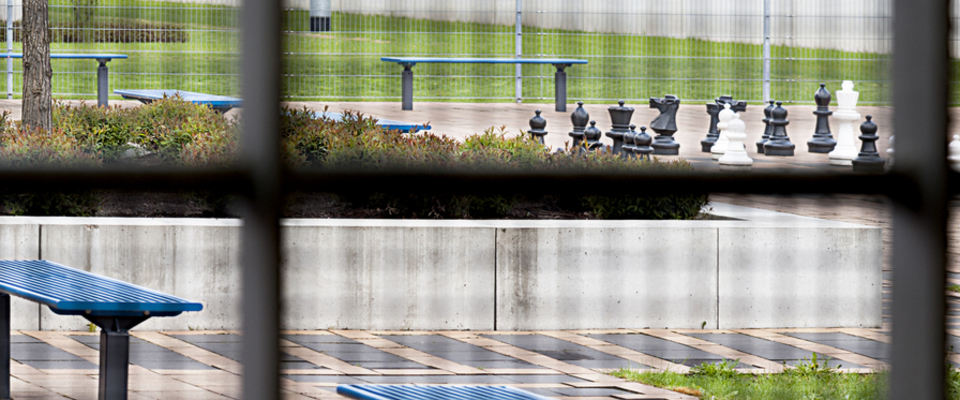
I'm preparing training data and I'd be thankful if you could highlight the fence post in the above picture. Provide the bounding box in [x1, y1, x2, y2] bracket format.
[762, 0, 770, 103]
[515, 0, 522, 104]
[310, 0, 331, 32]
[6, 0, 11, 100]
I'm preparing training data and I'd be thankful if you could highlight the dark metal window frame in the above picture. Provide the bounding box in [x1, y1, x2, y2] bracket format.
[0, 0, 948, 399]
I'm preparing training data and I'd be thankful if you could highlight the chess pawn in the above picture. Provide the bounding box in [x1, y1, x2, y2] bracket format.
[807, 84, 837, 153]
[649, 95, 681, 155]
[719, 112, 752, 168]
[584, 121, 603, 152]
[606, 101, 634, 155]
[528, 110, 548, 145]
[712, 104, 735, 160]
[949, 135, 960, 171]
[622, 125, 639, 159]
[829, 80, 861, 166]
[756, 100, 775, 153]
[569, 101, 589, 152]
[635, 126, 654, 161]
[852, 115, 884, 173]
[763, 101, 796, 156]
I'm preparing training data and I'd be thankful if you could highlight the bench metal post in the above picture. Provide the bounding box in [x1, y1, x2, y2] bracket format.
[0, 294, 9, 400]
[98, 330, 129, 400]
[97, 59, 109, 107]
[553, 64, 567, 112]
[402, 64, 414, 111]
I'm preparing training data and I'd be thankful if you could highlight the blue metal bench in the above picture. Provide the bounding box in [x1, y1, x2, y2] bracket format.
[316, 111, 431, 134]
[380, 57, 588, 112]
[114, 89, 243, 113]
[338, 384, 556, 400]
[3, 53, 127, 107]
[0, 260, 202, 400]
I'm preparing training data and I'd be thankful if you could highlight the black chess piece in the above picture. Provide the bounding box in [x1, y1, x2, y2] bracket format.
[852, 115, 884, 173]
[701, 95, 748, 152]
[763, 101, 795, 156]
[528, 110, 548, 145]
[569, 101, 589, 152]
[808, 84, 837, 153]
[756, 100, 775, 153]
[606, 101, 634, 155]
[622, 125, 639, 159]
[584, 121, 603, 152]
[649, 95, 681, 155]
[635, 126, 654, 161]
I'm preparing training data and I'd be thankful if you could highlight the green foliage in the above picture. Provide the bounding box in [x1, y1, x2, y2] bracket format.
[786, 353, 840, 377]
[690, 360, 741, 378]
[950, 284, 960, 293]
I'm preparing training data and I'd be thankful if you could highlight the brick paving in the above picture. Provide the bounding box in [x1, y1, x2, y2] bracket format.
[0, 99, 952, 398]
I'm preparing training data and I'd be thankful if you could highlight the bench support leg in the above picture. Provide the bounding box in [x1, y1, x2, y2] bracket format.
[97, 59, 109, 107]
[99, 330, 129, 400]
[0, 294, 9, 400]
[402, 65, 414, 111]
[554, 64, 568, 112]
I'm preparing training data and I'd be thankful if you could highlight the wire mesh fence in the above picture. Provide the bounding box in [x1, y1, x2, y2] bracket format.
[0, 0, 911, 105]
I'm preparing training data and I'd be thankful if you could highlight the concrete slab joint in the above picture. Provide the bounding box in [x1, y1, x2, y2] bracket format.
[0, 204, 881, 330]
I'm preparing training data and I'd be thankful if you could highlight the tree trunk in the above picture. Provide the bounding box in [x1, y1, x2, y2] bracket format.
[22, 0, 51, 132]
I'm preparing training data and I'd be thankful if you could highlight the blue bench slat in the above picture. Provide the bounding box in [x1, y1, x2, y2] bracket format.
[1, 53, 128, 60]
[337, 385, 555, 400]
[0, 260, 202, 316]
[381, 57, 587, 65]
[114, 89, 242, 109]
[316, 111, 431, 133]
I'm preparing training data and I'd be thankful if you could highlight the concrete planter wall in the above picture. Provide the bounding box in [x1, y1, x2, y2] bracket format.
[0, 203, 881, 331]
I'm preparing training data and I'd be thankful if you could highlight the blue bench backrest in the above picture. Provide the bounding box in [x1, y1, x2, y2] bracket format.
[338, 385, 555, 400]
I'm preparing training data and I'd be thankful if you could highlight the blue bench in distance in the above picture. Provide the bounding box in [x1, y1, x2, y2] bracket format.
[316, 111, 431, 134]
[339, 384, 556, 400]
[0, 260, 202, 400]
[114, 89, 243, 113]
[4, 53, 127, 107]
[380, 57, 588, 112]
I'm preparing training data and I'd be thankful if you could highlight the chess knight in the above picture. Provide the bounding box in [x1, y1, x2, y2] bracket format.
[649, 95, 681, 155]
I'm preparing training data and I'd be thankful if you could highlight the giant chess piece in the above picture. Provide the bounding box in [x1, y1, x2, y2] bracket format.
[719, 112, 752, 168]
[700, 95, 746, 152]
[622, 125, 639, 159]
[829, 80, 861, 166]
[635, 126, 654, 161]
[649, 95, 681, 155]
[852, 115, 884, 173]
[756, 100, 775, 153]
[569, 101, 589, 153]
[887, 135, 895, 166]
[528, 110, 548, 145]
[949, 135, 960, 171]
[712, 104, 735, 160]
[584, 121, 603, 152]
[606, 101, 634, 155]
[763, 101, 795, 156]
[808, 83, 837, 153]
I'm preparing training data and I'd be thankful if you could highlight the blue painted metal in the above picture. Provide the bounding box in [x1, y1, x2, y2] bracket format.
[337, 385, 556, 400]
[0, 260, 203, 317]
[114, 89, 242, 113]
[316, 112, 431, 133]
[381, 57, 587, 67]
[1, 53, 128, 60]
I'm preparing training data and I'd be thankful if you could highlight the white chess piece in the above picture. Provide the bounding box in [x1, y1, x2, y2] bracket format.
[828, 80, 861, 166]
[949, 135, 960, 171]
[712, 104, 735, 160]
[886, 135, 895, 166]
[719, 112, 752, 168]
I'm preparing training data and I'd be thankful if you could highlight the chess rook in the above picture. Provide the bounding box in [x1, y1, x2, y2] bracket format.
[569, 101, 589, 153]
[718, 111, 753, 169]
[701, 95, 746, 152]
[852, 115, 884, 173]
[808, 83, 837, 153]
[712, 104, 735, 160]
[828, 80, 861, 166]
[763, 101, 795, 156]
[756, 100, 775, 153]
[528, 110, 548, 145]
[606, 101, 634, 155]
[649, 95, 681, 156]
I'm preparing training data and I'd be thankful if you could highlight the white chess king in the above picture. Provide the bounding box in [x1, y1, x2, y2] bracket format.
[829, 80, 861, 166]
[718, 112, 753, 168]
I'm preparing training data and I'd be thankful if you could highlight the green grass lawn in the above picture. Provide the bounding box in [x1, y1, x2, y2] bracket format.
[0, 2, 906, 104]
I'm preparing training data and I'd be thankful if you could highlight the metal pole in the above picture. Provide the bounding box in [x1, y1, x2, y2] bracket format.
[890, 0, 950, 399]
[96, 60, 108, 107]
[240, 0, 282, 396]
[6, 0, 11, 100]
[515, 0, 522, 104]
[98, 330, 129, 400]
[309, 0, 331, 32]
[762, 0, 771, 102]
[0, 294, 9, 400]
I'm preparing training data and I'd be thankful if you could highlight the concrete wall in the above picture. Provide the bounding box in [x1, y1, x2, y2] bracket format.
[0, 203, 881, 331]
